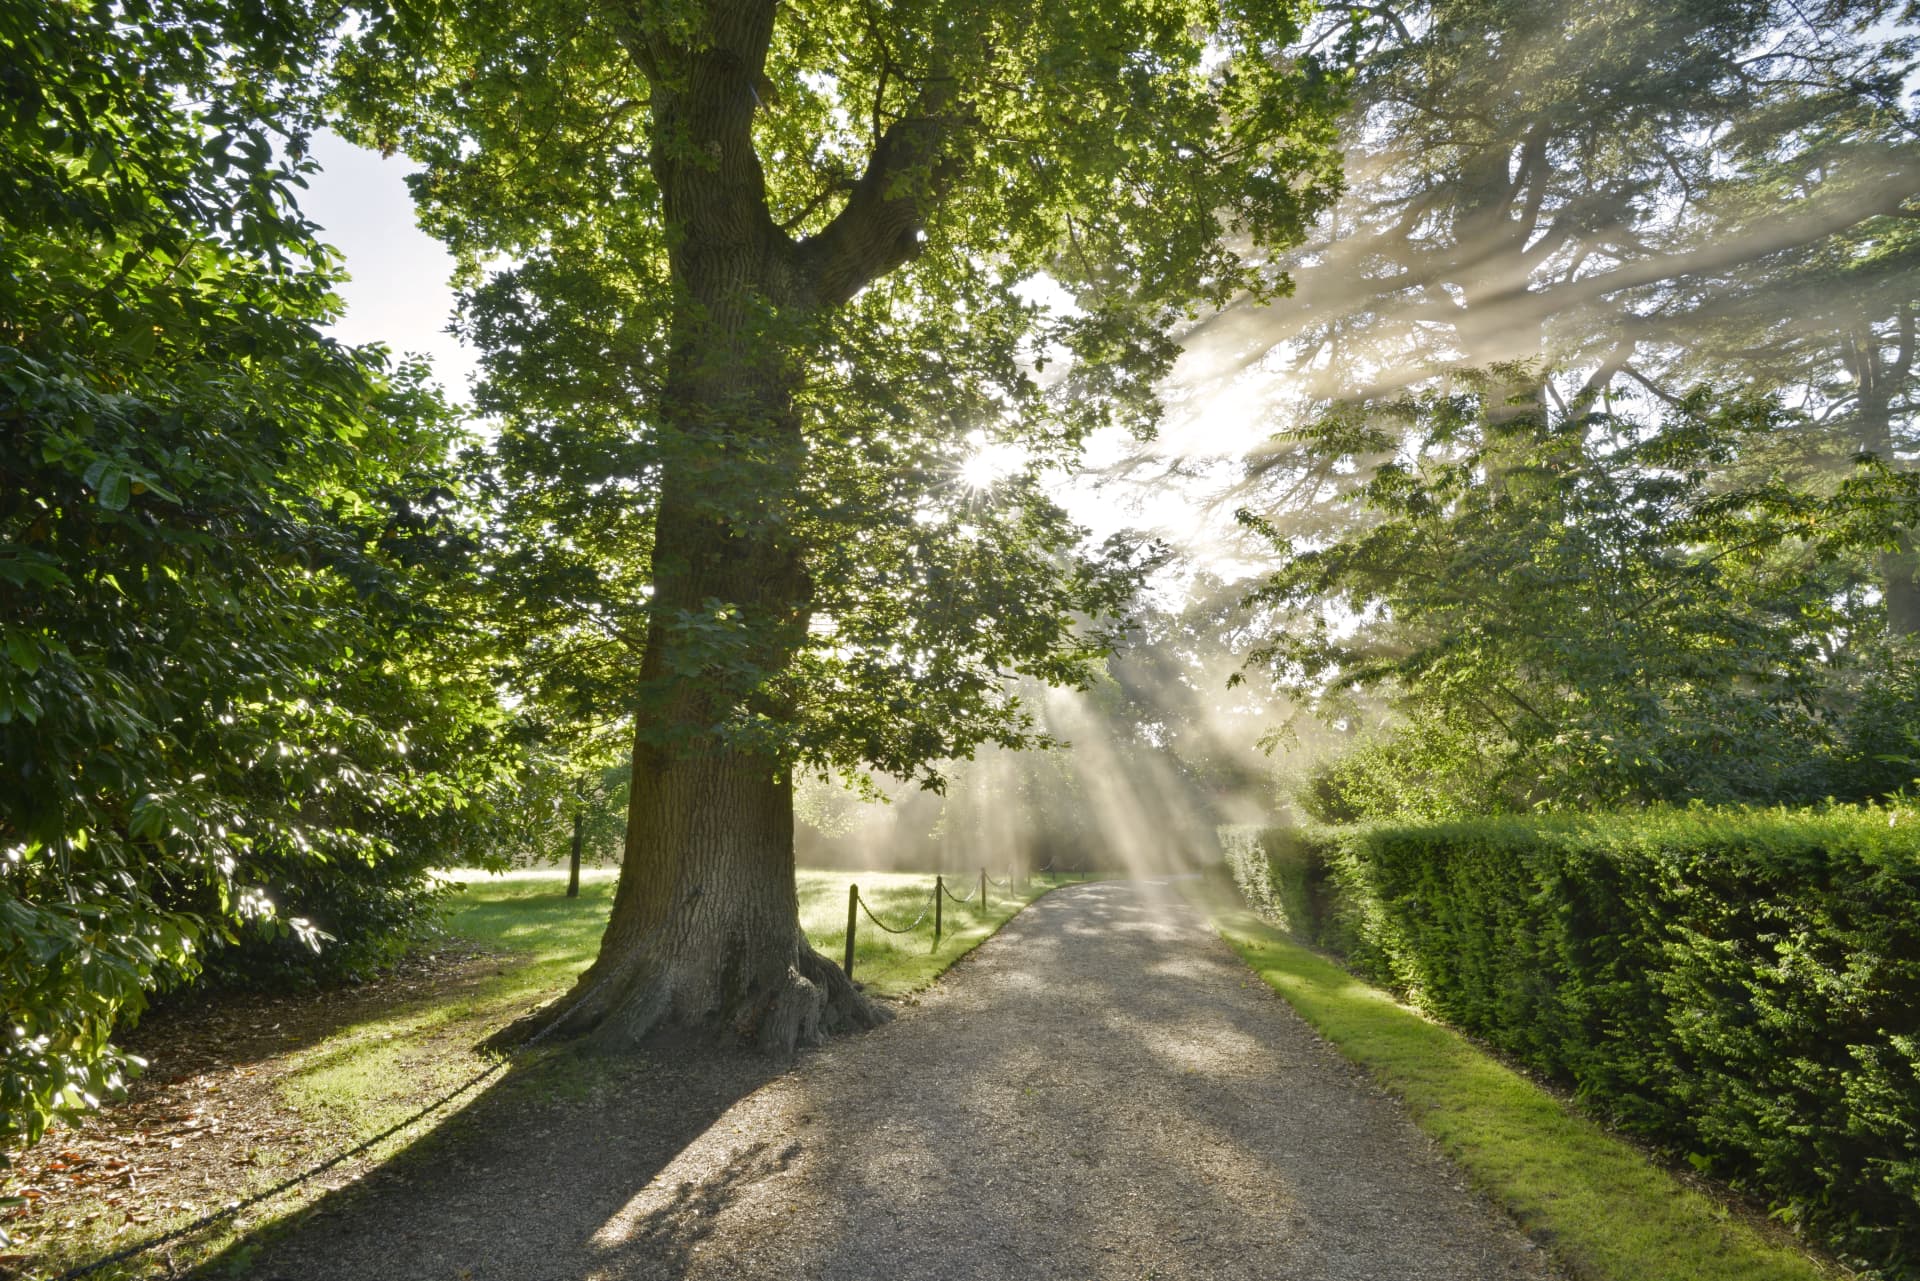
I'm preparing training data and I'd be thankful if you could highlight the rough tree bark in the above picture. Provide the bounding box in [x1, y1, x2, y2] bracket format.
[1849, 313, 1920, 637]
[501, 0, 954, 1054]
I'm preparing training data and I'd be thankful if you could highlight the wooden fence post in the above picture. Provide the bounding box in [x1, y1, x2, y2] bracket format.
[844, 883, 858, 980]
[934, 875, 943, 947]
[566, 812, 583, 899]
[980, 868, 987, 912]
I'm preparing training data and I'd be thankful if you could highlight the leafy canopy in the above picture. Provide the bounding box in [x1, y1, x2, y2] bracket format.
[332, 0, 1347, 786]
[1239, 375, 1920, 817]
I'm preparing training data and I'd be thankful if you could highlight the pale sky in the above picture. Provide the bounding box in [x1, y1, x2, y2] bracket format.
[303, 130, 479, 401]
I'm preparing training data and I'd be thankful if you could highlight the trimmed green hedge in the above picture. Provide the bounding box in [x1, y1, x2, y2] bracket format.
[1220, 825, 1327, 937]
[1227, 809, 1920, 1278]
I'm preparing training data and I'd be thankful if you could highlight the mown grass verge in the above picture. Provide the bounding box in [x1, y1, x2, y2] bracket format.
[444, 865, 1090, 997]
[1203, 889, 1838, 1281]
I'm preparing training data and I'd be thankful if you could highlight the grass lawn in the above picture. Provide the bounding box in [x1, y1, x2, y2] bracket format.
[1196, 881, 1838, 1281]
[442, 864, 1087, 994]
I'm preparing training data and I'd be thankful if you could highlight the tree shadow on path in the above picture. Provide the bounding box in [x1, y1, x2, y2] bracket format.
[192, 1034, 788, 1281]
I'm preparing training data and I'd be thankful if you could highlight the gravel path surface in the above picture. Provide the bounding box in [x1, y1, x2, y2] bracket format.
[239, 880, 1566, 1281]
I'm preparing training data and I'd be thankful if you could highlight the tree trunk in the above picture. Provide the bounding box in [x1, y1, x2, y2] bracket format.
[493, 0, 950, 1056]
[516, 745, 884, 1053]
[1451, 143, 1549, 490]
[1886, 533, 1920, 637]
[1849, 318, 1920, 637]
[500, 388, 889, 1052]
[498, 139, 886, 1055]
[504, 317, 889, 1052]
[565, 810, 583, 899]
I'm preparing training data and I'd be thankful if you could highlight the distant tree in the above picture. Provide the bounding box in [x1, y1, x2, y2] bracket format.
[1239, 378, 1920, 817]
[488, 718, 631, 873]
[0, 0, 506, 1147]
[334, 0, 1345, 1050]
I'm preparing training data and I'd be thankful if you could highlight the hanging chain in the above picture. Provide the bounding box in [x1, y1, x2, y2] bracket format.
[856, 885, 938, 934]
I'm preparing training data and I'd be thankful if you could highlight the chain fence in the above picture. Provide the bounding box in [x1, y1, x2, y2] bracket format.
[855, 885, 936, 935]
[940, 879, 979, 905]
[841, 866, 1086, 980]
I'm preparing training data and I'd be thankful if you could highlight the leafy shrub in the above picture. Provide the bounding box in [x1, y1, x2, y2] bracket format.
[195, 842, 452, 990]
[1292, 713, 1516, 824]
[1822, 641, 1920, 803]
[1234, 810, 1920, 1277]
[0, 1, 509, 1146]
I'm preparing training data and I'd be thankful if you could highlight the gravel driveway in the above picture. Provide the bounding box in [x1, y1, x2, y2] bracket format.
[239, 879, 1565, 1281]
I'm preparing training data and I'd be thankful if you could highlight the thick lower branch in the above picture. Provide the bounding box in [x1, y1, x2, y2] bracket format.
[795, 80, 964, 306]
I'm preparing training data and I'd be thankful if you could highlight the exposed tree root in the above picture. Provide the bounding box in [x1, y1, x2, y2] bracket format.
[752, 941, 893, 1054]
[482, 939, 888, 1058]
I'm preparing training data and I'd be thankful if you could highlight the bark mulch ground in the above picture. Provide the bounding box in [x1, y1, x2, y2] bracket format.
[214, 880, 1568, 1281]
[2, 945, 505, 1277]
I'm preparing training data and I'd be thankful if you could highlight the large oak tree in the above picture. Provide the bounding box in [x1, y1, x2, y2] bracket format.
[335, 0, 1342, 1050]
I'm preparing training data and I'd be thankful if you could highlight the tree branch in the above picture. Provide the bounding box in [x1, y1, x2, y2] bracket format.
[793, 75, 963, 307]
[1578, 338, 1635, 403]
[1490, 161, 1920, 316]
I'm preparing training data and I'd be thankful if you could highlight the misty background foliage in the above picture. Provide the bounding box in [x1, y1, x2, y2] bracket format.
[1183, 0, 1920, 823]
[797, 599, 1277, 875]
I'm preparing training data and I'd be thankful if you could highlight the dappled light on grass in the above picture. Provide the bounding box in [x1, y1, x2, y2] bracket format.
[797, 869, 1090, 995]
[1221, 923, 1406, 1008]
[439, 866, 619, 965]
[7, 947, 521, 1279]
[271, 869, 623, 1131]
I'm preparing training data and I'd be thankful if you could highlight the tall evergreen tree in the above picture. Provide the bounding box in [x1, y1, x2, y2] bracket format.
[1200, 0, 1917, 565]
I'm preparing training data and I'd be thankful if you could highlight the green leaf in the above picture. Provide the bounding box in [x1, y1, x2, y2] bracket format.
[98, 469, 130, 510]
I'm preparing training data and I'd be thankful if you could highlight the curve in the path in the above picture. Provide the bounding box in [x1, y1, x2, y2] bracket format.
[241, 880, 1566, 1281]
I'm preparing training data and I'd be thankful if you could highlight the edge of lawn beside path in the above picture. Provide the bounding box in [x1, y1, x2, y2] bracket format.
[1186, 875, 1844, 1281]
